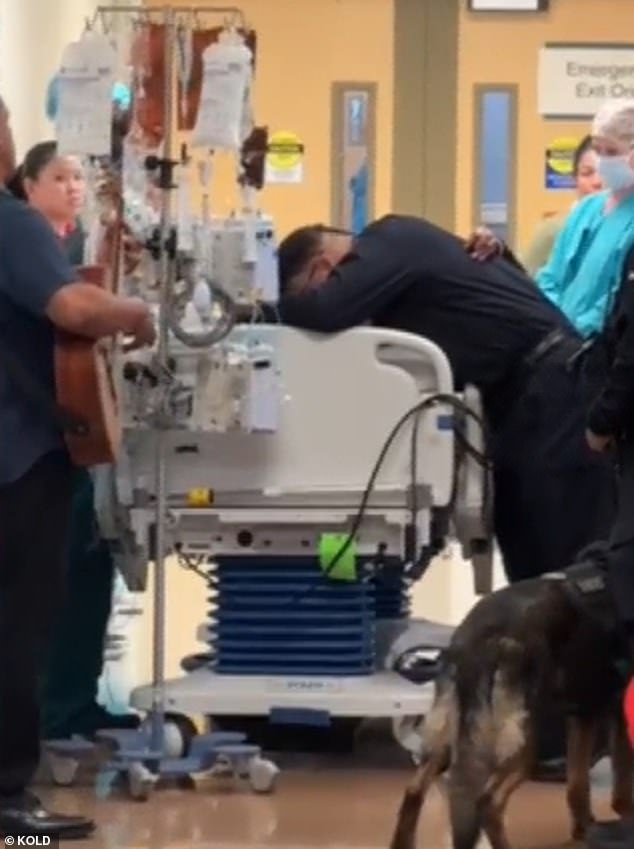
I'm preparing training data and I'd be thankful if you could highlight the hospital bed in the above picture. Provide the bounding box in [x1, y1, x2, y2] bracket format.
[45, 16, 492, 797]
[97, 322, 493, 758]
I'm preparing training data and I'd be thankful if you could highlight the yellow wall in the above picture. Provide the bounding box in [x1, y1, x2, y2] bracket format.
[167, 0, 394, 238]
[455, 0, 634, 251]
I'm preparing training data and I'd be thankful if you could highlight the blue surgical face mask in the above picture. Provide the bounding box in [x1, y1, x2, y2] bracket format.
[597, 154, 634, 193]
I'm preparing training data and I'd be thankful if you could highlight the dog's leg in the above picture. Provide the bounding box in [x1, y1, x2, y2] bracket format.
[389, 745, 449, 849]
[389, 681, 454, 849]
[566, 715, 597, 841]
[477, 757, 526, 849]
[448, 765, 484, 849]
[609, 706, 634, 818]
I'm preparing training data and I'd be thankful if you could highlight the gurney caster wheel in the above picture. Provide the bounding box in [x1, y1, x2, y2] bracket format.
[127, 762, 156, 801]
[163, 713, 197, 758]
[248, 756, 279, 793]
[138, 712, 197, 758]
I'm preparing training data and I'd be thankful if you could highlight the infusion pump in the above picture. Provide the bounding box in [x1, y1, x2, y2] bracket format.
[120, 326, 282, 435]
[205, 214, 278, 305]
[120, 210, 283, 436]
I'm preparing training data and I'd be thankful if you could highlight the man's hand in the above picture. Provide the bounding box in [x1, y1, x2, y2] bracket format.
[465, 226, 503, 262]
[125, 311, 156, 351]
[586, 429, 613, 453]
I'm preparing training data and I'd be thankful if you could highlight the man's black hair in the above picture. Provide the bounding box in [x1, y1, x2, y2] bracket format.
[277, 224, 352, 295]
[573, 135, 593, 175]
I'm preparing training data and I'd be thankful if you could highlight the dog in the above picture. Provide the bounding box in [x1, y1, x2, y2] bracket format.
[389, 546, 634, 849]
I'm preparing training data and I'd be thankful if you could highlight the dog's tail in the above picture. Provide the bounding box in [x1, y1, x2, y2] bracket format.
[389, 671, 454, 849]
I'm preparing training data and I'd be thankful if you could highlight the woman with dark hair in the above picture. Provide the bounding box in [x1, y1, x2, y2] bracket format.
[7, 140, 140, 740]
[8, 141, 85, 263]
[521, 134, 603, 276]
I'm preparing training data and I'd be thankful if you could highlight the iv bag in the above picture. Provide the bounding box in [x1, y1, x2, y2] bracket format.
[191, 33, 253, 151]
[122, 140, 160, 241]
[55, 31, 116, 157]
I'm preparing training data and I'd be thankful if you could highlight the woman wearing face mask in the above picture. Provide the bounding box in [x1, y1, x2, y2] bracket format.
[534, 99, 634, 340]
[7, 142, 141, 741]
[468, 102, 634, 331]
[521, 134, 603, 276]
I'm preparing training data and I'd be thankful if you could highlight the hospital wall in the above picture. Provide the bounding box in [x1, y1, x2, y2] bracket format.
[454, 0, 634, 252]
[168, 0, 395, 238]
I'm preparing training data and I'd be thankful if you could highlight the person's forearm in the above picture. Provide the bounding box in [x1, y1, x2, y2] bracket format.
[47, 282, 149, 339]
[77, 293, 149, 338]
[279, 263, 412, 332]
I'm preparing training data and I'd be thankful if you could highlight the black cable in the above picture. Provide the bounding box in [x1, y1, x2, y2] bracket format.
[293, 392, 488, 605]
[317, 393, 475, 583]
[406, 407, 422, 564]
[176, 394, 490, 605]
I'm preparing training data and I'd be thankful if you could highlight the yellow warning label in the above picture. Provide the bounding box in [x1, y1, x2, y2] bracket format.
[545, 136, 578, 177]
[545, 136, 581, 190]
[186, 488, 214, 507]
[265, 131, 304, 184]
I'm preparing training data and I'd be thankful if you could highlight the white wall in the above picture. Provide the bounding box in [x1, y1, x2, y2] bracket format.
[0, 0, 138, 158]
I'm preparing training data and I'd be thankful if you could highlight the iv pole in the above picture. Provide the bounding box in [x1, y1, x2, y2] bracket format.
[94, 2, 246, 760]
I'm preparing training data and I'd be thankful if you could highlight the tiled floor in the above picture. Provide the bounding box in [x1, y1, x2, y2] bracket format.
[38, 767, 617, 848]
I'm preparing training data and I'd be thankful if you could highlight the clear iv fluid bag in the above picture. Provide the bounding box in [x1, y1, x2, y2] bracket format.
[191, 36, 253, 151]
[55, 32, 116, 157]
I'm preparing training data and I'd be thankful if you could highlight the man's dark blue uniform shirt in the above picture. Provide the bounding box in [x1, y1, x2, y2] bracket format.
[278, 215, 579, 392]
[0, 189, 76, 484]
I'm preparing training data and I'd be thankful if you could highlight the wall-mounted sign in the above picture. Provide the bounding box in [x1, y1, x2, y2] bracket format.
[468, 0, 548, 10]
[538, 43, 634, 119]
[544, 137, 579, 190]
[265, 130, 304, 184]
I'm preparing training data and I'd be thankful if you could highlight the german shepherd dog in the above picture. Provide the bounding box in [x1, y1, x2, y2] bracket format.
[389, 547, 634, 849]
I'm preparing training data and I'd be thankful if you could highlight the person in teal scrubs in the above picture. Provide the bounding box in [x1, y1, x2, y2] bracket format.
[535, 99, 634, 339]
[521, 135, 603, 276]
[470, 100, 634, 341]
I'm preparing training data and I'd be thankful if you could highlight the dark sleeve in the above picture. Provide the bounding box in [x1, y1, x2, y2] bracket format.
[0, 204, 77, 317]
[278, 226, 415, 332]
[587, 248, 634, 437]
[500, 244, 526, 273]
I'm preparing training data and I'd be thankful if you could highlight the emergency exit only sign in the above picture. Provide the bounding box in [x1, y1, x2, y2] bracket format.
[538, 43, 634, 119]
[469, 0, 546, 8]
